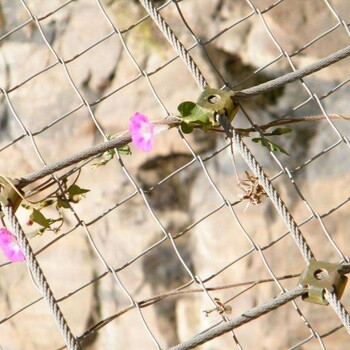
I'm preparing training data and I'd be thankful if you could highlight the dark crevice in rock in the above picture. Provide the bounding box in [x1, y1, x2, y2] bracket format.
[205, 46, 326, 214]
[137, 153, 198, 212]
[0, 107, 9, 132]
[212, 0, 225, 20]
[223, 52, 285, 106]
[0, 57, 10, 136]
[138, 151, 197, 346]
[81, 244, 102, 349]
[142, 237, 194, 347]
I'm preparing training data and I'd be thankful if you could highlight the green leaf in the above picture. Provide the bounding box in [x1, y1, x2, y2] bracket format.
[185, 104, 212, 124]
[98, 149, 115, 165]
[92, 145, 131, 169]
[180, 105, 215, 131]
[177, 101, 196, 117]
[118, 145, 131, 155]
[39, 199, 56, 208]
[56, 197, 70, 209]
[181, 123, 194, 134]
[178, 98, 221, 132]
[67, 184, 90, 203]
[252, 137, 289, 155]
[67, 184, 90, 196]
[104, 149, 115, 160]
[264, 127, 292, 136]
[106, 133, 117, 140]
[29, 208, 51, 229]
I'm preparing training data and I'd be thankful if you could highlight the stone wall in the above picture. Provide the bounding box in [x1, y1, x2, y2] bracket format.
[0, 1, 349, 349]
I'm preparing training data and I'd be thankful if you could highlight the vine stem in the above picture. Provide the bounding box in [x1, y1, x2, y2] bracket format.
[235, 114, 349, 135]
[78, 273, 300, 342]
[15, 116, 181, 189]
[14, 113, 348, 190]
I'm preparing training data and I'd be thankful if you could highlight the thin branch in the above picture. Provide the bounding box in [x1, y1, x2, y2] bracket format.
[15, 116, 181, 188]
[168, 286, 306, 350]
[14, 113, 349, 189]
[235, 114, 349, 135]
[78, 273, 300, 343]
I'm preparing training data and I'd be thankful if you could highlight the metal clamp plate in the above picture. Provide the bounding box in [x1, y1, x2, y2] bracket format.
[196, 87, 239, 123]
[298, 260, 348, 305]
[0, 177, 23, 217]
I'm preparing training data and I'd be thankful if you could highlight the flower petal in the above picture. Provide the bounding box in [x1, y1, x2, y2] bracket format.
[0, 228, 25, 262]
[129, 113, 155, 152]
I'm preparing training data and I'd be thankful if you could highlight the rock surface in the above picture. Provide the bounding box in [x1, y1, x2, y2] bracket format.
[0, 1, 349, 349]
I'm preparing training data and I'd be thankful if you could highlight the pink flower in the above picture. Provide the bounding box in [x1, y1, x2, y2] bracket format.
[129, 112, 155, 152]
[129, 112, 171, 152]
[0, 228, 25, 262]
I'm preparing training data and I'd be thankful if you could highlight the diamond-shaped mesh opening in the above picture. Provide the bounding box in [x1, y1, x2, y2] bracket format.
[0, 1, 349, 350]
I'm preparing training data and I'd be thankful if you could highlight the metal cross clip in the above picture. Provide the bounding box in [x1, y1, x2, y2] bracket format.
[196, 87, 238, 122]
[0, 177, 23, 217]
[197, 87, 239, 122]
[298, 260, 348, 305]
[195, 87, 240, 138]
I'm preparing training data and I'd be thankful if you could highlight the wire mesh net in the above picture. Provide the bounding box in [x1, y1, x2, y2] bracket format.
[0, 0, 349, 349]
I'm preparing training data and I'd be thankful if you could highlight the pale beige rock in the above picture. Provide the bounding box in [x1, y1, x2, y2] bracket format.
[0, 1, 349, 349]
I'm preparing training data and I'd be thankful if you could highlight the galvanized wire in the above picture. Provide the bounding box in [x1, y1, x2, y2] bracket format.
[169, 286, 307, 350]
[235, 43, 350, 99]
[2, 203, 81, 350]
[0, 0, 349, 349]
[138, 0, 207, 89]
[324, 290, 350, 334]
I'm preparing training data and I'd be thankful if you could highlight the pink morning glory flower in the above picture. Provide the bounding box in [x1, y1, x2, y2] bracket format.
[129, 112, 170, 152]
[0, 228, 25, 262]
[129, 112, 155, 152]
